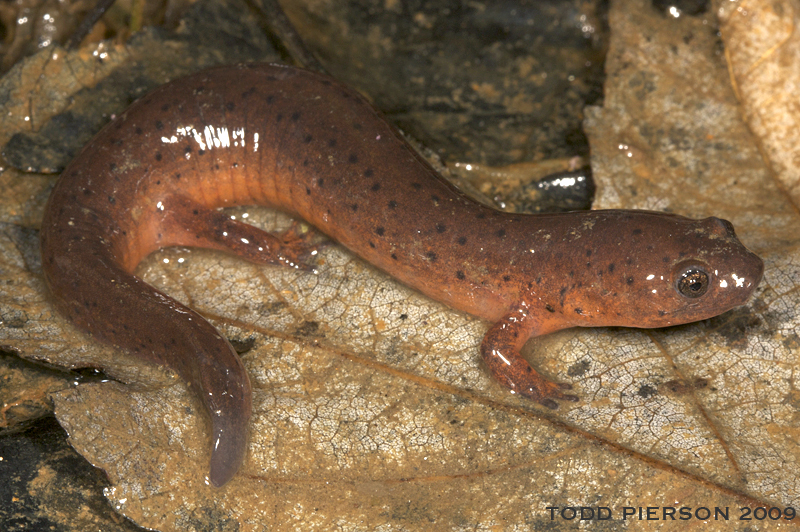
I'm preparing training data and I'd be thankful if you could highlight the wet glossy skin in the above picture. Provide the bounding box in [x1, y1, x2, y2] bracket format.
[40, 63, 764, 487]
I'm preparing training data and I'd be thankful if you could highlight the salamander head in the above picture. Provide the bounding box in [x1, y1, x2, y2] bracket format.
[572, 212, 764, 328]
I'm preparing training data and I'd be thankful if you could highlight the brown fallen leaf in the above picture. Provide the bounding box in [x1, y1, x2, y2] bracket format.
[1, 0, 799, 530]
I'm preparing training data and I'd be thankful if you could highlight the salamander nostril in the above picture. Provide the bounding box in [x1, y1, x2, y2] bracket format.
[712, 217, 736, 237]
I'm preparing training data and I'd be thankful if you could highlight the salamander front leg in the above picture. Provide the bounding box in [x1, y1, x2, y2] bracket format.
[480, 305, 578, 409]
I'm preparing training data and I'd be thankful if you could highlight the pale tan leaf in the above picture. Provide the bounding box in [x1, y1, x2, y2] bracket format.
[716, 0, 800, 206]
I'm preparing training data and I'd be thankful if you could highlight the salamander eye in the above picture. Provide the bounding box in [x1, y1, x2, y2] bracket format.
[677, 267, 709, 298]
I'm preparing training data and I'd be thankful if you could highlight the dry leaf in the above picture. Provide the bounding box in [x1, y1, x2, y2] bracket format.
[716, 0, 800, 205]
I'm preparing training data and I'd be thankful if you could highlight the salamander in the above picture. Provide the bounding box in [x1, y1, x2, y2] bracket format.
[40, 63, 764, 487]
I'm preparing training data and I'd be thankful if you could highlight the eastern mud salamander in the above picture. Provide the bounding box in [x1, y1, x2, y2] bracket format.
[40, 63, 764, 486]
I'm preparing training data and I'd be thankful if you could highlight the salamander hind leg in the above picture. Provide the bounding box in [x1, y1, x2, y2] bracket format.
[159, 195, 322, 271]
[480, 306, 579, 409]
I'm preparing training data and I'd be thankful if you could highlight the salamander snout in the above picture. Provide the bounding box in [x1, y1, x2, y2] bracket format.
[619, 212, 765, 327]
[671, 219, 763, 319]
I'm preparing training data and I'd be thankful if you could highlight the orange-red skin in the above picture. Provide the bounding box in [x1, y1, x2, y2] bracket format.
[40, 63, 764, 486]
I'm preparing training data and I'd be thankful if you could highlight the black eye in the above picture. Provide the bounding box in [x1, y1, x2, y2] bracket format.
[677, 268, 709, 298]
